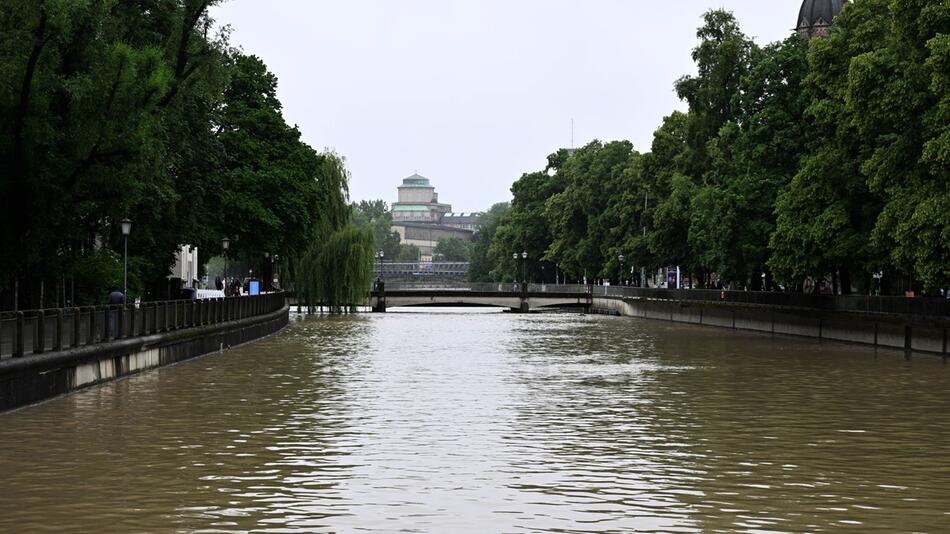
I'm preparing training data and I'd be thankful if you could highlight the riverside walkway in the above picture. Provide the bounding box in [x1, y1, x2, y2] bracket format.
[0, 293, 288, 410]
[370, 282, 950, 316]
[368, 283, 950, 356]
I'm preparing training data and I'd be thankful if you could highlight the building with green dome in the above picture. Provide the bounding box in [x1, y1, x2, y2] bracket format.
[390, 173, 476, 262]
[391, 174, 453, 225]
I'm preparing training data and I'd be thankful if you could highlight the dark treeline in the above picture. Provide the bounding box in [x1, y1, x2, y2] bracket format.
[477, 4, 950, 295]
[0, 0, 363, 309]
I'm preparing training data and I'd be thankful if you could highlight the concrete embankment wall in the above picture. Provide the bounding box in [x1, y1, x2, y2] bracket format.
[592, 297, 949, 356]
[0, 306, 289, 411]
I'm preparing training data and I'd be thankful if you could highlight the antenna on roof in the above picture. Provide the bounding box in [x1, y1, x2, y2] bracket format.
[571, 118, 574, 150]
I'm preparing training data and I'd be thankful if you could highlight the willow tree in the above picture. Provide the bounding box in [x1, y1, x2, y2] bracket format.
[296, 225, 374, 313]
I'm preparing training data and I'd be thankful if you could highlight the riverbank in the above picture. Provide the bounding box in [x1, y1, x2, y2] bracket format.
[591, 296, 949, 356]
[0, 304, 289, 411]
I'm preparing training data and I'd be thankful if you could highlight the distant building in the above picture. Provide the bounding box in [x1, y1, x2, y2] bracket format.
[797, 0, 847, 39]
[389, 174, 476, 262]
[442, 213, 481, 232]
[391, 174, 453, 225]
[168, 245, 199, 288]
[392, 223, 475, 262]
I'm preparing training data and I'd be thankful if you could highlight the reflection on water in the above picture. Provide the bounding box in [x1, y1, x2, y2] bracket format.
[0, 309, 948, 532]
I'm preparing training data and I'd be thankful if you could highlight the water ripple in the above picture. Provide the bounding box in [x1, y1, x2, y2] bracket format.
[0, 310, 948, 532]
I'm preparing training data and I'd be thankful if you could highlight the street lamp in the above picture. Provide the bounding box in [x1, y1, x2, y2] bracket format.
[521, 251, 528, 285]
[222, 237, 230, 294]
[512, 253, 519, 288]
[618, 254, 625, 286]
[375, 250, 385, 279]
[265, 252, 274, 291]
[121, 219, 132, 304]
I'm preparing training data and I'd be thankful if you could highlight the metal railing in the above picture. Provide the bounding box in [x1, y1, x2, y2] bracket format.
[374, 283, 950, 318]
[375, 262, 470, 276]
[597, 287, 950, 317]
[0, 293, 286, 360]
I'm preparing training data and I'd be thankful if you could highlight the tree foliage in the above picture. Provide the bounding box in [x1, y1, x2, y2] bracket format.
[479, 5, 950, 295]
[295, 225, 374, 313]
[0, 1, 355, 307]
[468, 202, 509, 282]
[351, 200, 402, 259]
[433, 238, 471, 262]
[489, 163, 564, 282]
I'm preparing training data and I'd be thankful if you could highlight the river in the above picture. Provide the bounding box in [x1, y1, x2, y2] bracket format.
[1, 309, 948, 532]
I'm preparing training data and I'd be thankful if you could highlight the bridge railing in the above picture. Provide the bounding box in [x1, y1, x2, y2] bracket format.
[383, 282, 514, 292]
[0, 292, 286, 360]
[375, 283, 950, 318]
[375, 262, 470, 276]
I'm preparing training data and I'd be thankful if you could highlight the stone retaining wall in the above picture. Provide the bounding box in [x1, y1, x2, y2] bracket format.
[592, 298, 948, 356]
[0, 306, 289, 411]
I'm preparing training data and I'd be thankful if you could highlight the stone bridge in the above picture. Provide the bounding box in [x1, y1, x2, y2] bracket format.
[370, 285, 592, 313]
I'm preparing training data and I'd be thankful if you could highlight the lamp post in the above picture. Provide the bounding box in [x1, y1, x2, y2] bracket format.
[521, 251, 528, 285]
[265, 252, 272, 291]
[618, 254, 625, 286]
[222, 237, 230, 293]
[121, 219, 132, 304]
[512, 253, 519, 289]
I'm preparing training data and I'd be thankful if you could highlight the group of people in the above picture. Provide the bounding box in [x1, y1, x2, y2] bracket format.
[215, 276, 249, 297]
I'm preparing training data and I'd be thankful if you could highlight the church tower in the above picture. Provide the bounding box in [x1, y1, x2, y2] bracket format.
[797, 0, 847, 39]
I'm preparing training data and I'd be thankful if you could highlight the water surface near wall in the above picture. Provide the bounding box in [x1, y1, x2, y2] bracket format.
[0, 309, 948, 532]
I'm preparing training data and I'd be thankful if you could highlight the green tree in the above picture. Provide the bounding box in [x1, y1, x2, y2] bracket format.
[296, 225, 374, 312]
[545, 140, 640, 282]
[0, 2, 356, 307]
[0, 0, 195, 304]
[433, 238, 471, 262]
[770, 0, 890, 293]
[848, 0, 950, 293]
[214, 54, 349, 264]
[691, 36, 810, 288]
[476, 5, 949, 295]
[468, 202, 509, 282]
[642, 112, 692, 272]
[396, 244, 421, 262]
[351, 200, 401, 258]
[489, 158, 565, 281]
[675, 9, 756, 177]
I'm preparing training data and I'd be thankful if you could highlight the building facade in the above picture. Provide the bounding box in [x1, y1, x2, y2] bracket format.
[442, 213, 481, 232]
[391, 174, 453, 225]
[796, 0, 847, 39]
[389, 174, 478, 262]
[168, 245, 199, 288]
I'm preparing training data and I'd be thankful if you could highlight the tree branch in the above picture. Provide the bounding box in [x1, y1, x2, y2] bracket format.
[13, 5, 51, 179]
[158, 1, 211, 108]
[65, 56, 128, 191]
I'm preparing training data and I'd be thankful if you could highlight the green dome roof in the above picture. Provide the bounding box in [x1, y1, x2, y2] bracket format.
[401, 173, 431, 187]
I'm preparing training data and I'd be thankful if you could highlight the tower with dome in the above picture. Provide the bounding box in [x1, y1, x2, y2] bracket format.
[796, 0, 847, 39]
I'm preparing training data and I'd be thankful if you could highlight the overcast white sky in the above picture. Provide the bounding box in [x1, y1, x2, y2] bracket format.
[211, 1, 801, 212]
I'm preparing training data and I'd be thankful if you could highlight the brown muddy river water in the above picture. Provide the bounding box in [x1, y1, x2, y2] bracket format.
[1, 309, 949, 532]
